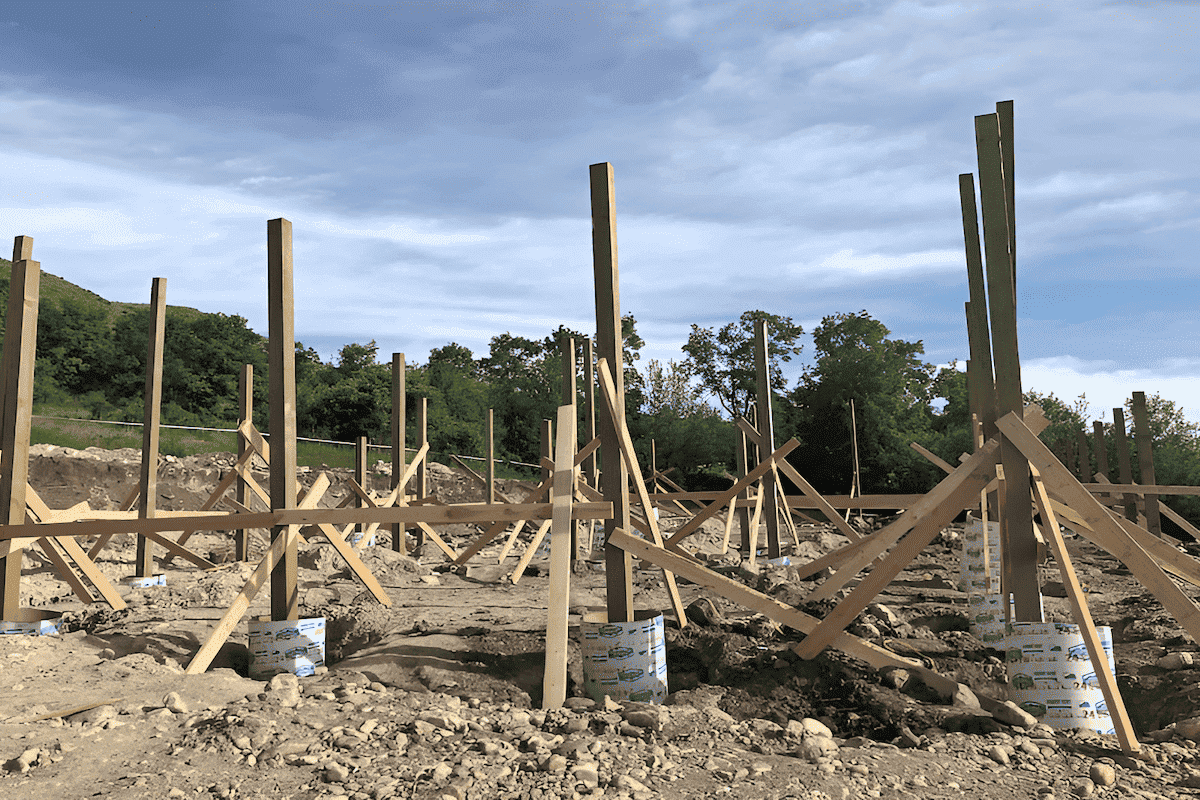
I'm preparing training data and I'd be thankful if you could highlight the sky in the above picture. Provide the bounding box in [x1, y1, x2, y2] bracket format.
[1, 0, 1197, 426]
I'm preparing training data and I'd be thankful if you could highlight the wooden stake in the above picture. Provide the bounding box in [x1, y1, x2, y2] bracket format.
[486, 408, 496, 505]
[391, 353, 406, 552]
[235, 365, 254, 561]
[1030, 467, 1139, 754]
[960, 177, 997, 438]
[135, 277, 167, 578]
[0, 245, 38, 620]
[414, 397, 428, 548]
[591, 161, 633, 622]
[1131, 391, 1162, 537]
[753, 319, 781, 558]
[267, 218, 298, 622]
[543, 404, 576, 708]
[1093, 420, 1110, 500]
[1114, 407, 1137, 521]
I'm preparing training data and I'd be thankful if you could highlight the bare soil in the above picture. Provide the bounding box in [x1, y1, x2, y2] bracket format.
[4, 445, 1200, 799]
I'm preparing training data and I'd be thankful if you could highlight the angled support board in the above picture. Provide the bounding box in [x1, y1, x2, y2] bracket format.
[998, 412, 1200, 645]
[1030, 467, 1139, 754]
[795, 441, 1000, 659]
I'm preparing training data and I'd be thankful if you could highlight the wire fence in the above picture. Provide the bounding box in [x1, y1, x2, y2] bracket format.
[31, 414, 543, 473]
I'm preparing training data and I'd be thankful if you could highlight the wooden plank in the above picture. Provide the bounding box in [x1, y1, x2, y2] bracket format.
[774, 458, 861, 542]
[543, 404, 576, 708]
[510, 519, 553, 580]
[998, 412, 1200, 644]
[391, 352, 406, 552]
[314, 522, 391, 605]
[596, 360, 687, 625]
[413, 521, 459, 562]
[1132, 391, 1162, 537]
[414, 397, 428, 549]
[1080, 483, 1200, 497]
[55, 534, 127, 610]
[753, 319, 781, 558]
[803, 439, 1000, 603]
[1114, 407, 1138, 520]
[450, 455, 489, 489]
[1030, 467, 1139, 754]
[911, 441, 955, 474]
[664, 439, 800, 548]
[591, 161, 634, 623]
[135, 277, 167, 578]
[267, 217, 299, 622]
[486, 408, 495, 505]
[37, 537, 95, 603]
[960, 175, 997, 439]
[0, 251, 39, 619]
[794, 447, 998, 659]
[235, 364, 254, 562]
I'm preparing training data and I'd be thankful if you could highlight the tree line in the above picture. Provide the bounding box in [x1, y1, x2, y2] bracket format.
[6, 266, 1200, 531]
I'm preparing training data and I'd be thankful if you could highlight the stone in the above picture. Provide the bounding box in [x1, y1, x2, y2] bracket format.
[685, 597, 724, 627]
[266, 673, 301, 708]
[323, 762, 350, 783]
[952, 684, 981, 709]
[615, 774, 650, 793]
[1071, 778, 1095, 798]
[882, 668, 912, 691]
[542, 754, 568, 772]
[572, 763, 599, 788]
[896, 725, 922, 748]
[796, 735, 839, 762]
[623, 708, 662, 731]
[986, 745, 1010, 766]
[1156, 652, 1195, 670]
[72, 705, 117, 725]
[163, 692, 189, 714]
[992, 700, 1038, 729]
[799, 717, 833, 739]
[1176, 717, 1200, 740]
[1089, 762, 1116, 787]
[419, 710, 466, 732]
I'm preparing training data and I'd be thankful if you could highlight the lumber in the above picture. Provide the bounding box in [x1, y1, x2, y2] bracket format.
[1132, 391, 1162, 537]
[910, 441, 955, 474]
[752, 319, 781, 558]
[1094, 474, 1200, 543]
[773, 458, 860, 542]
[268, 218, 299, 622]
[391, 352, 406, 552]
[1030, 467, 1139, 754]
[36, 537, 95, 603]
[510, 519, 553, 581]
[135, 277, 167, 578]
[315, 522, 391, 605]
[543, 404, 575, 708]
[795, 443, 999, 659]
[998, 412, 1200, 645]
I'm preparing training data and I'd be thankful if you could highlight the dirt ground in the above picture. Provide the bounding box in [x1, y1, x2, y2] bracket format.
[5, 445, 1200, 799]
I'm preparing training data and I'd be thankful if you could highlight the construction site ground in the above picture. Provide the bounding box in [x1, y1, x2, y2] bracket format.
[4, 444, 1200, 799]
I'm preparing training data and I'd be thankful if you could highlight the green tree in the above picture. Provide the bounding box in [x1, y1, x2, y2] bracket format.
[787, 311, 937, 494]
[681, 310, 804, 419]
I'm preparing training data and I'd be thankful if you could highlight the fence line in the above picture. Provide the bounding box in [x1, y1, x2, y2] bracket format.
[32, 414, 542, 470]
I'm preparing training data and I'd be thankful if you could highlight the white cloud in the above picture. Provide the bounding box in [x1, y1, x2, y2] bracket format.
[1023, 355, 1200, 425]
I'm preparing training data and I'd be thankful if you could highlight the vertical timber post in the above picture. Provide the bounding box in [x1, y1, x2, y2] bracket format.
[235, 364, 253, 561]
[391, 353, 406, 553]
[1093, 420, 1111, 499]
[541, 419, 553, 491]
[268, 218, 299, 622]
[135, 277, 167, 578]
[976, 110, 1039, 621]
[486, 408, 495, 505]
[1076, 428, 1091, 483]
[414, 397, 428, 548]
[560, 335, 578, 559]
[1114, 408, 1137, 521]
[0, 238, 38, 620]
[590, 161, 633, 622]
[582, 338, 597, 490]
[736, 430, 751, 555]
[961, 176, 997, 440]
[753, 319, 780, 558]
[356, 436, 368, 540]
[1131, 391, 1162, 537]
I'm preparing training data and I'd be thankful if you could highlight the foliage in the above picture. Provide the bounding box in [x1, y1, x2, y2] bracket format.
[681, 310, 804, 419]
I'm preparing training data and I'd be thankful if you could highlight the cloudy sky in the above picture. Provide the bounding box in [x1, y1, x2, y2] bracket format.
[2, 0, 1197, 424]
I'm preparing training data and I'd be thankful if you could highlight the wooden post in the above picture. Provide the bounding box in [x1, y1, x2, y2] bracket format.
[391, 353, 406, 553]
[582, 338, 597, 490]
[1075, 427, 1091, 483]
[543, 404, 577, 708]
[848, 398, 862, 522]
[960, 176, 997, 439]
[754, 319, 780, 558]
[0, 239, 38, 620]
[561, 336, 579, 560]
[540, 418, 553, 489]
[356, 435, 369, 541]
[1131, 391, 1162, 537]
[135, 277, 167, 578]
[736, 429, 751, 555]
[1093, 420, 1110, 499]
[414, 396, 428, 548]
[976, 111, 1039, 621]
[268, 218, 299, 622]
[486, 408, 495, 505]
[591, 161, 633, 622]
[1114, 408, 1137, 521]
[235, 364, 253, 561]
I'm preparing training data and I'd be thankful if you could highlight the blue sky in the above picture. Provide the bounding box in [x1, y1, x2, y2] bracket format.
[2, 0, 1198, 424]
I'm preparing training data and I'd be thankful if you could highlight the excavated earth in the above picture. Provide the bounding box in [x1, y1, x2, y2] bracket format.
[4, 445, 1200, 799]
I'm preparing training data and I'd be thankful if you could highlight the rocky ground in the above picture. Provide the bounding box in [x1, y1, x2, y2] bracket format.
[4, 445, 1200, 799]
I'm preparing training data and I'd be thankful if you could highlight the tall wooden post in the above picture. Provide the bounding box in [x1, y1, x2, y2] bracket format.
[355, 435, 369, 539]
[540, 419, 553, 488]
[582, 338, 597, 489]
[1093, 420, 1110, 498]
[1114, 408, 1137, 521]
[1075, 428, 1091, 483]
[235, 364, 253, 561]
[0, 238, 38, 620]
[486, 408, 495, 505]
[560, 335, 578, 559]
[753, 319, 781, 558]
[390, 353, 406, 553]
[977, 111, 1039, 621]
[1131, 391, 1162, 537]
[591, 161, 633, 622]
[736, 430, 751, 554]
[414, 397, 428, 548]
[135, 277, 167, 578]
[961, 176, 997, 439]
[268, 218, 299, 622]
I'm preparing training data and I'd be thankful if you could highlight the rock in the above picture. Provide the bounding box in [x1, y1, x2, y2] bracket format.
[571, 764, 600, 789]
[1089, 762, 1117, 787]
[867, 603, 900, 626]
[796, 735, 839, 762]
[563, 697, 595, 711]
[882, 668, 913, 691]
[615, 774, 651, 793]
[323, 762, 350, 783]
[798, 717, 833, 739]
[952, 684, 981, 709]
[1071, 778, 1096, 798]
[992, 700, 1038, 729]
[1157, 652, 1195, 670]
[896, 725, 922, 748]
[266, 673, 301, 708]
[986, 745, 1010, 766]
[623, 708, 662, 731]
[1175, 717, 1200, 740]
[163, 692, 189, 714]
[542, 754, 568, 772]
[72, 704, 117, 726]
[419, 710, 466, 732]
[686, 597, 725, 627]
